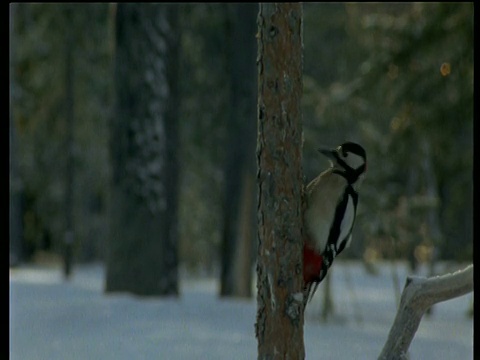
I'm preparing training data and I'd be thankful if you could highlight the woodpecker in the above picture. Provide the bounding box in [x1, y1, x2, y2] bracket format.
[303, 142, 367, 303]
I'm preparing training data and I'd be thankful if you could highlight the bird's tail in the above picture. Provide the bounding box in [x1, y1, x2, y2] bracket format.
[303, 266, 328, 308]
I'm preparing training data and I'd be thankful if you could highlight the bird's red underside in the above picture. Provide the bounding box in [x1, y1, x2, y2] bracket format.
[303, 238, 323, 285]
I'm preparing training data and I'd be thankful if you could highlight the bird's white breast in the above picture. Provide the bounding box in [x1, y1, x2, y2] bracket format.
[304, 170, 348, 252]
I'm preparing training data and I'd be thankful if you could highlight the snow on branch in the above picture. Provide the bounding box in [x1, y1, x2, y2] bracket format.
[378, 264, 473, 360]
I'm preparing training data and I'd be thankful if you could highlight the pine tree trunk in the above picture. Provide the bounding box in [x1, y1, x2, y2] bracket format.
[220, 3, 257, 298]
[255, 3, 305, 359]
[106, 3, 180, 296]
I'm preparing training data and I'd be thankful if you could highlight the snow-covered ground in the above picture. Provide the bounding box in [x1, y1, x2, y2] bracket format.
[10, 261, 473, 360]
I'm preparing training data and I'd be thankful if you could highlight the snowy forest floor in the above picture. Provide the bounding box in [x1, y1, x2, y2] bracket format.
[10, 261, 473, 360]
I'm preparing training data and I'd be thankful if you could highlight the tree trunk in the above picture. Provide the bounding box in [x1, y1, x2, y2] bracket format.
[9, 3, 25, 267]
[63, 4, 75, 279]
[106, 3, 180, 296]
[234, 170, 256, 297]
[220, 3, 257, 298]
[255, 3, 305, 359]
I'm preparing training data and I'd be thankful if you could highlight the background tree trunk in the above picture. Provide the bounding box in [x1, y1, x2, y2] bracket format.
[220, 3, 257, 298]
[63, 4, 75, 279]
[106, 3, 180, 296]
[255, 3, 305, 359]
[9, 3, 25, 267]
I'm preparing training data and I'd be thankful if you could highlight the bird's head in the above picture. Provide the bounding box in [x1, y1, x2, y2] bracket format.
[318, 142, 367, 181]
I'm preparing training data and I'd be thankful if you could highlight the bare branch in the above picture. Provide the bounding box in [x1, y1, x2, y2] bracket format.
[378, 264, 473, 360]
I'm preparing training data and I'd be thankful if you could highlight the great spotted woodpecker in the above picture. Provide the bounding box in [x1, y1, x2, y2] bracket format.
[303, 142, 367, 303]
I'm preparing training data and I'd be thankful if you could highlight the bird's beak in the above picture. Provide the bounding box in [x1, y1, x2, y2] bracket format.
[317, 147, 337, 160]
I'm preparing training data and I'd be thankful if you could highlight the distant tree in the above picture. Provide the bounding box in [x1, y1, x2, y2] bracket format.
[255, 3, 305, 359]
[12, 4, 112, 262]
[106, 3, 180, 296]
[220, 3, 257, 298]
[12, 4, 71, 260]
[63, 4, 75, 278]
[10, 3, 24, 266]
[177, 4, 230, 271]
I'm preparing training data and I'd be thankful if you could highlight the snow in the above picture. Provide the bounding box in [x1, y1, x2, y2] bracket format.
[10, 261, 473, 360]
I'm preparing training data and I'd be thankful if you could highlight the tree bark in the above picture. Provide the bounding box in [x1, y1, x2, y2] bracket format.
[378, 264, 473, 360]
[256, 3, 305, 359]
[220, 3, 257, 298]
[106, 3, 180, 296]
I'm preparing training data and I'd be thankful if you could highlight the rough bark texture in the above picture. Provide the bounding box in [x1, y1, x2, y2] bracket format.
[378, 264, 473, 360]
[106, 4, 180, 296]
[220, 3, 257, 298]
[256, 3, 305, 359]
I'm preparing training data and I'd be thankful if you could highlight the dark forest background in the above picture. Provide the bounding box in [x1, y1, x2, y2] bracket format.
[10, 3, 473, 295]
